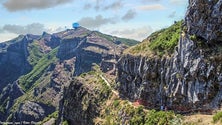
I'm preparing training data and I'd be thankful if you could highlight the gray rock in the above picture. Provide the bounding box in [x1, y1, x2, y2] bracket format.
[117, 34, 222, 112]
[185, 0, 222, 42]
[13, 101, 55, 122]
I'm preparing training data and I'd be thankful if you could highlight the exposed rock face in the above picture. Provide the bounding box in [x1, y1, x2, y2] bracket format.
[13, 101, 55, 122]
[0, 35, 33, 91]
[186, 0, 222, 42]
[0, 81, 24, 121]
[57, 30, 124, 76]
[117, 33, 222, 112]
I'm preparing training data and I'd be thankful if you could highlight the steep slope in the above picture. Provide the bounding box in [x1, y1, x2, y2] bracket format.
[62, 67, 112, 125]
[117, 0, 222, 114]
[0, 27, 138, 122]
[62, 66, 182, 125]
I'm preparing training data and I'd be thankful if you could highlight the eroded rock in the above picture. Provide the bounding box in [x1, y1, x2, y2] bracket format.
[185, 0, 222, 42]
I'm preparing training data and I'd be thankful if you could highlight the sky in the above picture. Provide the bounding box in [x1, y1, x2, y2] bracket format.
[0, 0, 188, 42]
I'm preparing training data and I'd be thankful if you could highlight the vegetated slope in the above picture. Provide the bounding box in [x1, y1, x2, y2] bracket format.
[0, 27, 139, 122]
[125, 20, 182, 57]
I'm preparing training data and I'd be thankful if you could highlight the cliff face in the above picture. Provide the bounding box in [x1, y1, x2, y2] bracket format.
[0, 35, 34, 92]
[117, 0, 222, 113]
[117, 34, 222, 112]
[186, 0, 222, 42]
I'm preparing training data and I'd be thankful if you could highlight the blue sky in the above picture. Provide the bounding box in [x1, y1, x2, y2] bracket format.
[0, 0, 188, 42]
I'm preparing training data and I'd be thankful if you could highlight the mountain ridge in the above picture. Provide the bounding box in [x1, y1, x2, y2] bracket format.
[0, 27, 139, 122]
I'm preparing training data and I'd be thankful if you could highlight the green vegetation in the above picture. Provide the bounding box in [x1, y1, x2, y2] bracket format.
[95, 31, 139, 46]
[100, 99, 182, 125]
[19, 48, 58, 91]
[145, 110, 182, 125]
[79, 65, 112, 102]
[213, 111, 222, 123]
[62, 120, 69, 125]
[27, 41, 44, 66]
[126, 21, 183, 56]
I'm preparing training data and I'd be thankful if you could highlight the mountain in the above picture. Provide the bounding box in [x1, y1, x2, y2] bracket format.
[1, 0, 222, 124]
[0, 27, 138, 122]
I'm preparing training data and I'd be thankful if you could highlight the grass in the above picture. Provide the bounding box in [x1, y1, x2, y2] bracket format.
[19, 47, 58, 92]
[27, 41, 44, 66]
[126, 20, 183, 57]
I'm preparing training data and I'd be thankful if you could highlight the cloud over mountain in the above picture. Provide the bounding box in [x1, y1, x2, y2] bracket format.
[110, 26, 153, 41]
[3, 23, 46, 34]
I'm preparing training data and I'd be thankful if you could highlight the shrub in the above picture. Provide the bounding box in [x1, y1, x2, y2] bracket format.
[213, 111, 222, 123]
[145, 110, 180, 125]
[62, 120, 69, 125]
[113, 100, 120, 107]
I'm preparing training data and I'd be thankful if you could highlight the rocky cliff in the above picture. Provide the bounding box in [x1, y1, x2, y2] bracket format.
[186, 0, 222, 42]
[117, 0, 222, 113]
[117, 34, 222, 113]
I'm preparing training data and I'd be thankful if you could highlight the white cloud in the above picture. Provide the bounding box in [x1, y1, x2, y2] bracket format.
[137, 4, 166, 11]
[83, 3, 92, 10]
[141, 0, 161, 3]
[3, 23, 46, 35]
[122, 9, 137, 21]
[168, 11, 176, 18]
[78, 15, 116, 29]
[169, 0, 187, 5]
[103, 1, 123, 11]
[3, 0, 74, 12]
[0, 23, 66, 42]
[0, 33, 18, 43]
[110, 26, 153, 41]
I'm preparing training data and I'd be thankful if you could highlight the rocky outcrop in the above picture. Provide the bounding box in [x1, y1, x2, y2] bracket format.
[62, 73, 111, 125]
[0, 81, 24, 121]
[186, 0, 222, 42]
[117, 34, 222, 113]
[12, 101, 55, 122]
